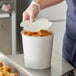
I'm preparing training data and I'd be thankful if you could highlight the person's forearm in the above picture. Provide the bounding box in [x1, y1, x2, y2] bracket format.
[35, 0, 64, 9]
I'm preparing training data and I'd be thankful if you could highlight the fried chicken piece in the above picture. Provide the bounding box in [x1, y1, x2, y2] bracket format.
[0, 67, 2, 71]
[0, 71, 3, 76]
[0, 61, 3, 67]
[2, 65, 11, 72]
[40, 30, 52, 36]
[3, 71, 10, 76]
[0, 61, 18, 76]
[21, 30, 53, 37]
[24, 31, 32, 36]
[21, 30, 32, 36]
[31, 32, 40, 37]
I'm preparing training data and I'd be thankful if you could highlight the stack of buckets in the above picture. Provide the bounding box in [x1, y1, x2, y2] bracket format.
[20, 18, 54, 69]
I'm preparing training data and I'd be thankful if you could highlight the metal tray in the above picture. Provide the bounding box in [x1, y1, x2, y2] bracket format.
[0, 52, 32, 76]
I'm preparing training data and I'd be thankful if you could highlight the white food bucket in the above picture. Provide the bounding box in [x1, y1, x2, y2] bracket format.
[20, 18, 54, 69]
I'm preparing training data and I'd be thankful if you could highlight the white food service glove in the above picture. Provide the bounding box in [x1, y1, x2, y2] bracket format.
[23, 1, 40, 22]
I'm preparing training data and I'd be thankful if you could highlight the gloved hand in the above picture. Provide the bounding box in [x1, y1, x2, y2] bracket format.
[23, 1, 40, 22]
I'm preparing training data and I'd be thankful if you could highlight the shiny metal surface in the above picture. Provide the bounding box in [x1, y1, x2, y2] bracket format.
[0, 52, 32, 76]
[8, 52, 74, 76]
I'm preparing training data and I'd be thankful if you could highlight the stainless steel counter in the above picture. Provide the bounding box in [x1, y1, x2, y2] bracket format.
[8, 50, 74, 76]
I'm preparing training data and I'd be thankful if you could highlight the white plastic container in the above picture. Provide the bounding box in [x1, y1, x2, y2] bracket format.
[21, 18, 54, 69]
